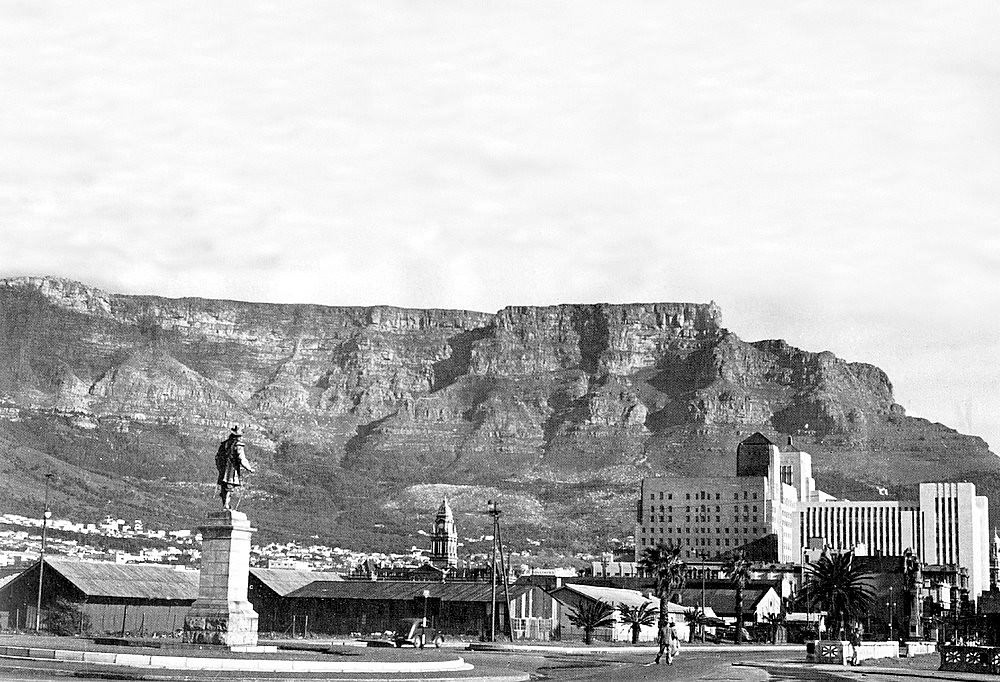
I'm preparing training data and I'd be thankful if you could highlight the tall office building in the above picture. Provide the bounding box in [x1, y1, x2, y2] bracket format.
[636, 433, 992, 600]
[919, 482, 989, 598]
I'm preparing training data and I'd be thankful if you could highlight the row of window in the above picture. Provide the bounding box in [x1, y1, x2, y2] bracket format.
[649, 490, 759, 501]
[645, 526, 763, 536]
[646, 514, 759, 524]
[649, 504, 758, 514]
[639, 537, 738, 547]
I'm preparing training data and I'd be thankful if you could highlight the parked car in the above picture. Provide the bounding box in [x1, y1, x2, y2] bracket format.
[393, 619, 445, 648]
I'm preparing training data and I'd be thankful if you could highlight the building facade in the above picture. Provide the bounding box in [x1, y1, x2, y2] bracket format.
[430, 498, 458, 570]
[636, 433, 992, 601]
[919, 482, 990, 598]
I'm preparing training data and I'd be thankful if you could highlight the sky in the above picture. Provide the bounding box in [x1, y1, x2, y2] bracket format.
[1, 2, 998, 451]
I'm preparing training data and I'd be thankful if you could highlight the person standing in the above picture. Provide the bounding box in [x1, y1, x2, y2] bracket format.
[654, 618, 679, 665]
[215, 425, 255, 510]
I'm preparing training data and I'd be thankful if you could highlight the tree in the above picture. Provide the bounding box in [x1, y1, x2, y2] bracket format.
[803, 550, 876, 640]
[44, 597, 90, 636]
[724, 551, 751, 644]
[639, 542, 687, 630]
[687, 606, 709, 643]
[618, 602, 659, 644]
[763, 611, 786, 644]
[567, 599, 616, 645]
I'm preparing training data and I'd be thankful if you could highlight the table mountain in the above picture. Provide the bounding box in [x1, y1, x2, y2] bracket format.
[1, 276, 995, 554]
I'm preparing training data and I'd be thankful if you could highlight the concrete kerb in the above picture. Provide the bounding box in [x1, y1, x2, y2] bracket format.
[469, 642, 801, 655]
[736, 661, 989, 682]
[0, 644, 473, 674]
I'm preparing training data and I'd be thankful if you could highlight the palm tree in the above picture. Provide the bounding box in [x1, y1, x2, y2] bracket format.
[567, 599, 616, 645]
[724, 551, 751, 644]
[803, 550, 876, 640]
[617, 602, 659, 644]
[763, 611, 786, 644]
[687, 606, 709, 643]
[639, 542, 687, 630]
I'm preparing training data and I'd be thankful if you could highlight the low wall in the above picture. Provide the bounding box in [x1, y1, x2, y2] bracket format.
[902, 641, 937, 657]
[807, 640, 898, 665]
[940, 645, 1000, 674]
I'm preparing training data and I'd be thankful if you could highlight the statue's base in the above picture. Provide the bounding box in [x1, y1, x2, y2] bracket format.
[182, 601, 259, 647]
[182, 509, 259, 648]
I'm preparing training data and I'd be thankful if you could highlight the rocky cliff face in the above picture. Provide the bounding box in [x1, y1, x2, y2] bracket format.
[0, 276, 994, 551]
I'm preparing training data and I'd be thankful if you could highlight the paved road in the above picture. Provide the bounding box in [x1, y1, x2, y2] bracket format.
[0, 646, 958, 681]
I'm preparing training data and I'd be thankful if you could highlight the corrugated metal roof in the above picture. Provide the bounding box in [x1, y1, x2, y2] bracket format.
[0, 573, 18, 591]
[249, 568, 341, 596]
[288, 580, 528, 603]
[552, 584, 657, 609]
[47, 557, 198, 601]
[673, 586, 777, 616]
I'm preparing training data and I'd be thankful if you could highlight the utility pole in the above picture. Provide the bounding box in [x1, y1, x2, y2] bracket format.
[488, 500, 499, 642]
[486, 499, 513, 641]
[699, 550, 707, 643]
[35, 473, 54, 632]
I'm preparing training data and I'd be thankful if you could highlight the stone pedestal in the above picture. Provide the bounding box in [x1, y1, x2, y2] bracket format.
[183, 510, 259, 648]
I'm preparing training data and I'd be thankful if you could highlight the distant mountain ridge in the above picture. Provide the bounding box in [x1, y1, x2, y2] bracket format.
[0, 276, 995, 553]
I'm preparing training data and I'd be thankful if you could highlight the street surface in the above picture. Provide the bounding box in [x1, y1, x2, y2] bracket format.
[0, 642, 961, 681]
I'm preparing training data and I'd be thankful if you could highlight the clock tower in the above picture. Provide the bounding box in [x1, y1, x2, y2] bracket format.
[430, 498, 458, 570]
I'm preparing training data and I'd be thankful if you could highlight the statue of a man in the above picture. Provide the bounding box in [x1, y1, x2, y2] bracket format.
[215, 425, 255, 510]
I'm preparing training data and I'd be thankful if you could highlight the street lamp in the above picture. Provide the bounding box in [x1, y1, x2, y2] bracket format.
[34, 473, 54, 632]
[887, 586, 895, 642]
[694, 550, 707, 642]
[422, 589, 430, 628]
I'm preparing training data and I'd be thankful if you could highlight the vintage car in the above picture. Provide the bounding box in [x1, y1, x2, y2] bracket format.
[393, 618, 445, 648]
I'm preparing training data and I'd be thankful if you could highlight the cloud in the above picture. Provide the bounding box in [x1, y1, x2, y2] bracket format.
[0, 1, 997, 449]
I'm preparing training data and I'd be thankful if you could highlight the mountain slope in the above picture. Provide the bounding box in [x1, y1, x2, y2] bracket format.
[0, 276, 994, 554]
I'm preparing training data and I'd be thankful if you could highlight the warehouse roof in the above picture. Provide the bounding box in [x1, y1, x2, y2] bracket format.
[250, 568, 341, 596]
[288, 580, 530, 603]
[45, 557, 199, 601]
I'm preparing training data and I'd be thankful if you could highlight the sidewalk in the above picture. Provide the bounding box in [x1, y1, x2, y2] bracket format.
[738, 660, 996, 682]
[469, 641, 802, 655]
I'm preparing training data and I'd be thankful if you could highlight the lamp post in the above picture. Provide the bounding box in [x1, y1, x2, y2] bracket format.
[487, 500, 500, 642]
[887, 586, 895, 642]
[422, 589, 430, 628]
[695, 550, 707, 642]
[34, 473, 54, 632]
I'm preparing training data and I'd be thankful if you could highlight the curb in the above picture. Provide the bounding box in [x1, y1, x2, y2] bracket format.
[0, 645, 473, 674]
[469, 642, 800, 654]
[736, 661, 986, 682]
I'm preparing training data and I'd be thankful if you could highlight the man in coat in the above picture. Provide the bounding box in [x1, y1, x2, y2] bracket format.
[216, 425, 255, 510]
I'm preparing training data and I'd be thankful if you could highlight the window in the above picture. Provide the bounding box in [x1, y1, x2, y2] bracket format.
[716, 515, 721, 522]
[650, 494, 655, 500]
[753, 493, 758, 499]
[744, 491, 748, 500]
[780, 465, 793, 486]
[668, 516, 672, 522]
[716, 493, 721, 500]
[686, 493, 690, 500]
[753, 506, 758, 513]
[659, 492, 664, 500]
[686, 516, 691, 522]
[668, 493, 673, 500]
[668, 506, 673, 512]
[715, 506, 720, 512]
[734, 493, 739, 500]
